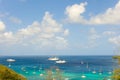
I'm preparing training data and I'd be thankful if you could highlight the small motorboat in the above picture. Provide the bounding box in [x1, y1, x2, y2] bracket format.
[81, 75, 86, 78]
[92, 70, 96, 74]
[108, 71, 112, 74]
[56, 60, 66, 64]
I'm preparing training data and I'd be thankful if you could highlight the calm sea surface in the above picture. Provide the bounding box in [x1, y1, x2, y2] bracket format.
[0, 56, 118, 80]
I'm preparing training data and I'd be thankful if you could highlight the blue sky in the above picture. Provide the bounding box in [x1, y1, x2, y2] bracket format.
[0, 0, 120, 56]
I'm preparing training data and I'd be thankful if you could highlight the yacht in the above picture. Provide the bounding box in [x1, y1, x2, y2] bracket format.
[6, 59, 16, 67]
[48, 57, 59, 61]
[6, 59, 15, 62]
[56, 60, 66, 64]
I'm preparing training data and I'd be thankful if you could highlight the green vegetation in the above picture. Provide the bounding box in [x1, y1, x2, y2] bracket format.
[112, 56, 120, 80]
[44, 68, 65, 80]
[0, 64, 27, 80]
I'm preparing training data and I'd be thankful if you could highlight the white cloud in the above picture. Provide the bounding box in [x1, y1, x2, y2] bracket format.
[89, 28, 100, 40]
[0, 21, 5, 31]
[103, 31, 116, 36]
[65, 2, 87, 23]
[41, 12, 62, 33]
[9, 16, 22, 24]
[78, 28, 100, 49]
[64, 29, 69, 36]
[65, 0, 120, 25]
[87, 28, 100, 48]
[109, 36, 120, 46]
[0, 32, 17, 45]
[0, 12, 9, 18]
[89, 0, 120, 25]
[89, 27, 96, 34]
[17, 21, 41, 36]
[0, 12, 69, 50]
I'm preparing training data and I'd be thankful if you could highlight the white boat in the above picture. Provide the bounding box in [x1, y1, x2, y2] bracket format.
[81, 75, 86, 78]
[40, 74, 44, 76]
[56, 60, 66, 64]
[99, 72, 102, 75]
[6, 59, 16, 67]
[6, 59, 15, 62]
[92, 70, 96, 74]
[48, 57, 59, 61]
[108, 71, 112, 74]
[80, 61, 84, 64]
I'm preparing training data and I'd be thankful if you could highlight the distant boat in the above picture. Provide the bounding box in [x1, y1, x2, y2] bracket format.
[6, 59, 16, 67]
[33, 72, 36, 74]
[40, 74, 43, 76]
[86, 62, 89, 68]
[80, 61, 84, 64]
[99, 72, 102, 75]
[81, 75, 86, 78]
[108, 71, 112, 74]
[21, 67, 26, 72]
[6, 59, 15, 62]
[99, 67, 102, 75]
[92, 70, 96, 74]
[48, 57, 59, 61]
[56, 60, 66, 64]
[92, 67, 97, 74]
[65, 78, 69, 80]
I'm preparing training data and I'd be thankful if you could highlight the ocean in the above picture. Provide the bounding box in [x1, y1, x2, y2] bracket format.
[0, 56, 118, 80]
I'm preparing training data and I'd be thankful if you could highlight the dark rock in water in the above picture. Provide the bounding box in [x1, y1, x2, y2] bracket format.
[0, 64, 27, 80]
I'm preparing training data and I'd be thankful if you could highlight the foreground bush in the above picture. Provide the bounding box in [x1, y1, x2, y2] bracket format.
[112, 56, 120, 80]
[44, 68, 65, 80]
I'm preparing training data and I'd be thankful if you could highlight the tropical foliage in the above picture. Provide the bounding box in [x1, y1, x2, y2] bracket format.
[112, 56, 120, 80]
[44, 68, 65, 80]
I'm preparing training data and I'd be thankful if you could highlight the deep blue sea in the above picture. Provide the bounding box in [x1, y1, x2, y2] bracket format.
[0, 56, 118, 80]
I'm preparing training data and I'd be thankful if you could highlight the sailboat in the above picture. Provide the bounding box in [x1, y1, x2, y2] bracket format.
[80, 61, 84, 64]
[86, 62, 89, 68]
[99, 67, 103, 75]
[92, 68, 96, 74]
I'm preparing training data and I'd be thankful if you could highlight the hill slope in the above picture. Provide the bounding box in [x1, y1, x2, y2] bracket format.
[0, 64, 27, 80]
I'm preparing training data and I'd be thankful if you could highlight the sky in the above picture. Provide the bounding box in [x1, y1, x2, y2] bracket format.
[0, 0, 120, 56]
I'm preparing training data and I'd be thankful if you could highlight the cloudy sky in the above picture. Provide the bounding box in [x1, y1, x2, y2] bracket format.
[0, 0, 120, 56]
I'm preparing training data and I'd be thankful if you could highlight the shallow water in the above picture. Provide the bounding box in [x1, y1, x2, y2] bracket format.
[0, 56, 117, 80]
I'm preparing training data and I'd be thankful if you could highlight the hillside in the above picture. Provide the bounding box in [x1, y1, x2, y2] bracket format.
[0, 64, 27, 80]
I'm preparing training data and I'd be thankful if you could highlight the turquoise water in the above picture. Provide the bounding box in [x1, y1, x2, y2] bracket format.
[0, 56, 117, 80]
